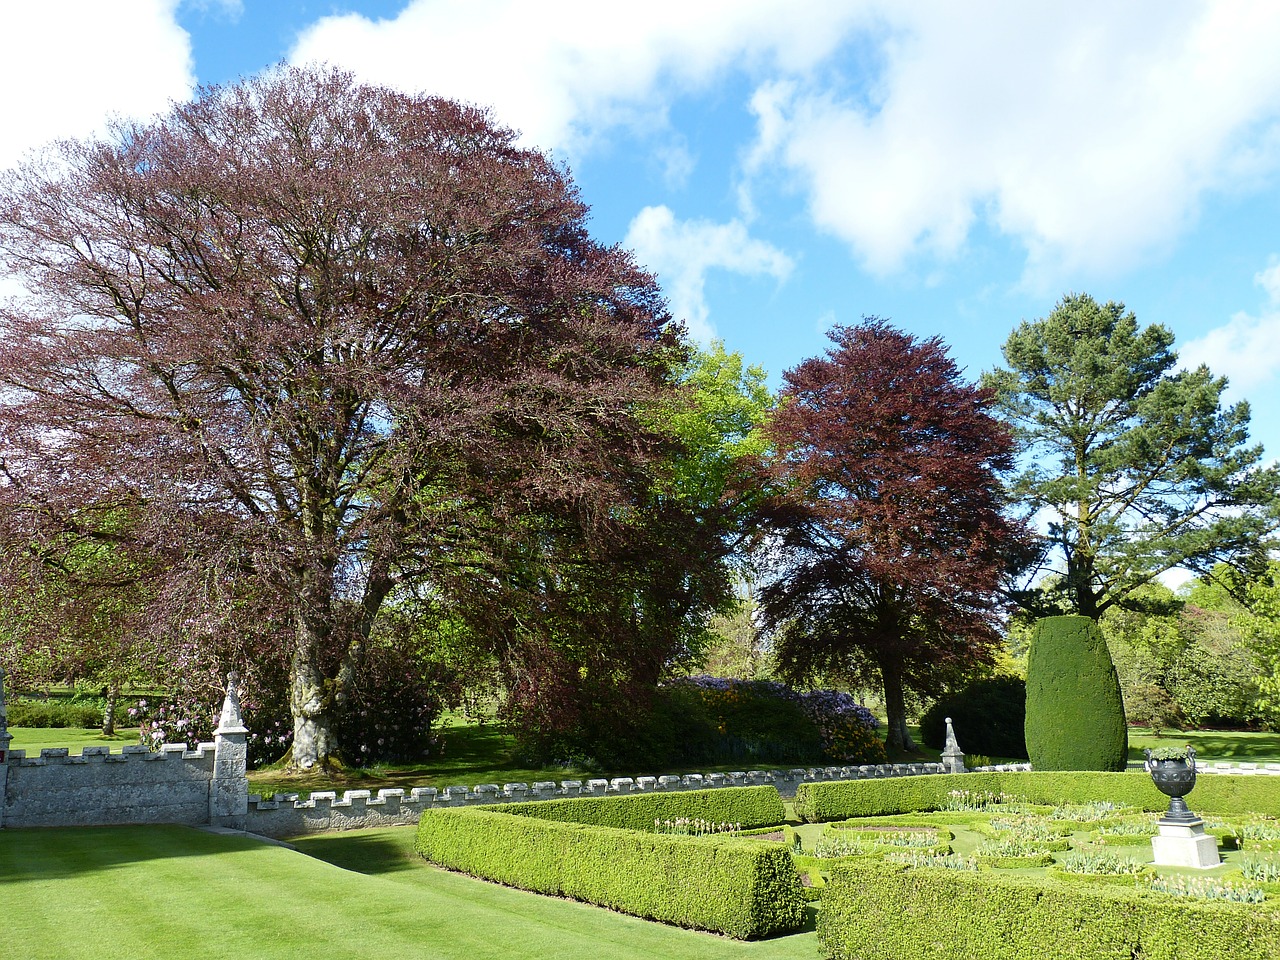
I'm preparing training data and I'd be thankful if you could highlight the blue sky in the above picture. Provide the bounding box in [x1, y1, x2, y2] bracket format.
[3, 1, 1279, 463]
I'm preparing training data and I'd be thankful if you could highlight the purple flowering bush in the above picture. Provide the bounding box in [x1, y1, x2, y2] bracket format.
[129, 694, 216, 752]
[664, 675, 886, 765]
[128, 683, 292, 769]
[800, 688, 887, 764]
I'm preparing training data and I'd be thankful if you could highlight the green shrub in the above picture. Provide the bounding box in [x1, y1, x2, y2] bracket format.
[415, 805, 804, 939]
[6, 697, 104, 728]
[793, 771, 1280, 823]
[1025, 616, 1127, 771]
[819, 859, 1280, 960]
[511, 785, 785, 832]
[919, 676, 1028, 760]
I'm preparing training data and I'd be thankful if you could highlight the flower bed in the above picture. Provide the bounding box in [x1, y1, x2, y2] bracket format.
[804, 772, 1280, 960]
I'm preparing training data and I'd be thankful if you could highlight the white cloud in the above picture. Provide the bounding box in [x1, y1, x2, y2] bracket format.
[289, 2, 1280, 286]
[0, 2, 195, 172]
[624, 206, 794, 342]
[744, 3, 1280, 282]
[1258, 261, 1280, 303]
[288, 0, 868, 155]
[1181, 258, 1280, 399]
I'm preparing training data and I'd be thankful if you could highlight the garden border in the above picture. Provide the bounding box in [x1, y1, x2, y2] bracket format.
[413, 785, 805, 939]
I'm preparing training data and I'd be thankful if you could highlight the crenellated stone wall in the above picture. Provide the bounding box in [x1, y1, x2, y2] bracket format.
[4, 743, 220, 828]
[241, 764, 958, 838]
[0, 670, 250, 831]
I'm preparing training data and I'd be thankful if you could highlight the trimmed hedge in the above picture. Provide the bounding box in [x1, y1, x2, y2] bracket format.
[819, 859, 1280, 960]
[415, 802, 804, 939]
[793, 771, 1280, 823]
[5, 698, 104, 728]
[1025, 616, 1128, 771]
[509, 785, 786, 831]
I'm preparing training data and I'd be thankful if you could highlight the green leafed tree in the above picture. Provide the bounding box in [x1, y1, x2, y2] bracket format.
[1231, 561, 1280, 723]
[984, 293, 1280, 620]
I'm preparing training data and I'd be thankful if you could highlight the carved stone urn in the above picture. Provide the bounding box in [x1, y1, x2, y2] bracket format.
[1144, 746, 1198, 823]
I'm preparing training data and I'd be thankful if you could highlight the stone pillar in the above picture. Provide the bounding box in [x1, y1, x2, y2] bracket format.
[210, 671, 250, 830]
[0, 666, 11, 828]
[940, 717, 966, 774]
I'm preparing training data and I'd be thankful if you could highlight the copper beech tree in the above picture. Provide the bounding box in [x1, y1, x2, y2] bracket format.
[756, 321, 1028, 752]
[0, 67, 688, 769]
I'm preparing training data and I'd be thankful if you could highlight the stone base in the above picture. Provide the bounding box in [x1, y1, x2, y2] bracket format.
[1151, 818, 1221, 869]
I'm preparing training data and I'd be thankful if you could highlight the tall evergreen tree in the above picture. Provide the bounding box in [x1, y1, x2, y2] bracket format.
[984, 293, 1280, 620]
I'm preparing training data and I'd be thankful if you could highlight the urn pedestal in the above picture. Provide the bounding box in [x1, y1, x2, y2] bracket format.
[1145, 747, 1220, 869]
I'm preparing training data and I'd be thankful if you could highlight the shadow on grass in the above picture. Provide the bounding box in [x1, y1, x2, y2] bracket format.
[293, 827, 421, 876]
[0, 824, 266, 882]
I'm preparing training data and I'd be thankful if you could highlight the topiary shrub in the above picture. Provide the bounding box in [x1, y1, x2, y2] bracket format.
[919, 676, 1028, 760]
[819, 858, 1280, 960]
[1024, 616, 1128, 771]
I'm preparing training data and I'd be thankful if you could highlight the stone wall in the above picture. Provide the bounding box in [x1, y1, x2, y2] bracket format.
[22, 670, 1277, 840]
[242, 763, 956, 838]
[0, 668, 248, 831]
[3, 743, 220, 828]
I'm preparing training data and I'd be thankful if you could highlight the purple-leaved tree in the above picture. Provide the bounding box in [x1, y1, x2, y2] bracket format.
[0, 66, 682, 770]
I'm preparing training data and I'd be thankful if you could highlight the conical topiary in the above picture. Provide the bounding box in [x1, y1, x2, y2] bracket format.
[1024, 615, 1128, 771]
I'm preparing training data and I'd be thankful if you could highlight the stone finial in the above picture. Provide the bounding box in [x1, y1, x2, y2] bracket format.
[944, 717, 961, 753]
[215, 671, 249, 736]
[940, 716, 966, 774]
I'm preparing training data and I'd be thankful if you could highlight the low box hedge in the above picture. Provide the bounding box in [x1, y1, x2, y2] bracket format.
[509, 784, 786, 831]
[820, 859, 1280, 960]
[415, 802, 804, 939]
[794, 771, 1280, 823]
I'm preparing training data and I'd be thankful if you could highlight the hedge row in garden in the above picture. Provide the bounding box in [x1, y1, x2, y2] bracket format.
[820, 859, 1280, 960]
[5, 698, 104, 728]
[415, 793, 803, 940]
[793, 771, 1280, 823]
[509, 784, 786, 831]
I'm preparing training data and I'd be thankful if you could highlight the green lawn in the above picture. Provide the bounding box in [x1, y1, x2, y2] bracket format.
[0, 825, 818, 960]
[5, 726, 136, 752]
[1127, 727, 1280, 763]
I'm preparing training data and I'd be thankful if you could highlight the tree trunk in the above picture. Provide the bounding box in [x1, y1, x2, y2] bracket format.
[880, 659, 918, 754]
[288, 609, 339, 771]
[101, 679, 119, 736]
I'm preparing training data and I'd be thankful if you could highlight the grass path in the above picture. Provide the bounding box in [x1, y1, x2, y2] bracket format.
[0, 825, 818, 960]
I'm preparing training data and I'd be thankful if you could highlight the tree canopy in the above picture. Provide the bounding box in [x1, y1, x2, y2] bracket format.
[0, 66, 690, 769]
[984, 293, 1280, 620]
[755, 320, 1026, 752]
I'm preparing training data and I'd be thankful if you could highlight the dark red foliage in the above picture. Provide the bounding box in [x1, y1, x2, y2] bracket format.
[756, 320, 1029, 752]
[0, 66, 684, 768]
